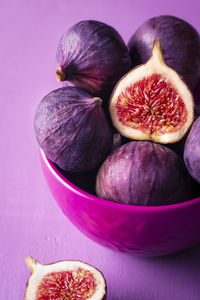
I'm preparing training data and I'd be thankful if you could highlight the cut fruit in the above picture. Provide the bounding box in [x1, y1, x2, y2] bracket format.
[25, 256, 106, 300]
[109, 39, 194, 144]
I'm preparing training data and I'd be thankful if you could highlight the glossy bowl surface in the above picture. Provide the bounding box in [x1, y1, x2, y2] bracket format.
[40, 149, 200, 257]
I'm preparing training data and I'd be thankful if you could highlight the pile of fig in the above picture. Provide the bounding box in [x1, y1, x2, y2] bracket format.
[35, 16, 200, 206]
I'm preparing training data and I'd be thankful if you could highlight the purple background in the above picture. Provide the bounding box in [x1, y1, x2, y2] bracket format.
[1, 0, 200, 299]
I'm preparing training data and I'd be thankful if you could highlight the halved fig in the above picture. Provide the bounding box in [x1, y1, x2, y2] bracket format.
[109, 39, 194, 144]
[25, 256, 106, 300]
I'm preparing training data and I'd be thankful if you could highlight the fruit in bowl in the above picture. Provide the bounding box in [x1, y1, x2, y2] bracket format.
[34, 16, 200, 256]
[96, 141, 193, 206]
[34, 86, 112, 172]
[184, 116, 200, 183]
[56, 20, 131, 100]
[109, 39, 194, 144]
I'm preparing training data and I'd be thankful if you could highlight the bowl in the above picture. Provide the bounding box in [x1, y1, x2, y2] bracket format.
[40, 149, 200, 257]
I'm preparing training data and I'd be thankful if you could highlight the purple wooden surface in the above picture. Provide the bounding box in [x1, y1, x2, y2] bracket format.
[1, 0, 200, 299]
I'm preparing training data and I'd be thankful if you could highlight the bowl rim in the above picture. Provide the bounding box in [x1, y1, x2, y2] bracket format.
[40, 148, 200, 213]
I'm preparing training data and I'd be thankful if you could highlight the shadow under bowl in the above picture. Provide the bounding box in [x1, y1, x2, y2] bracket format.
[40, 149, 200, 257]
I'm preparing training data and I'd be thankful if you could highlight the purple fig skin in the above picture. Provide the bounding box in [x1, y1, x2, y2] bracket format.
[128, 15, 200, 90]
[184, 116, 200, 183]
[193, 79, 200, 117]
[56, 20, 131, 100]
[96, 141, 193, 206]
[34, 87, 113, 172]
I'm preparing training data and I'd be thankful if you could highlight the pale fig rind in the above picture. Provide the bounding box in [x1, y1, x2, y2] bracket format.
[34, 86, 113, 172]
[25, 256, 106, 300]
[96, 141, 193, 206]
[109, 40, 194, 144]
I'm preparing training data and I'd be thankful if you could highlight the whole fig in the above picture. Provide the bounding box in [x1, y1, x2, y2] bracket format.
[184, 116, 200, 183]
[193, 79, 200, 117]
[96, 141, 193, 206]
[34, 87, 112, 172]
[56, 20, 131, 100]
[128, 15, 200, 90]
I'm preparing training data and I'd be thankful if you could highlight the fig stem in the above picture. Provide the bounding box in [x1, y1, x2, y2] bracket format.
[93, 97, 103, 106]
[56, 67, 66, 81]
[25, 256, 39, 272]
[151, 39, 165, 64]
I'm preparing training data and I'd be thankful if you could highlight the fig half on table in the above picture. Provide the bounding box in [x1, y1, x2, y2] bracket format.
[25, 256, 106, 300]
[109, 39, 194, 144]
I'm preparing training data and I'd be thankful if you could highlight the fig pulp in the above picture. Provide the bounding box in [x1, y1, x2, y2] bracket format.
[128, 15, 200, 91]
[56, 20, 131, 100]
[25, 256, 106, 300]
[96, 141, 193, 206]
[184, 116, 200, 183]
[109, 40, 194, 144]
[34, 87, 112, 172]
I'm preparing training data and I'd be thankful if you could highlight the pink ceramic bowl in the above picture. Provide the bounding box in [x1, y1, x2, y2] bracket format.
[40, 149, 200, 257]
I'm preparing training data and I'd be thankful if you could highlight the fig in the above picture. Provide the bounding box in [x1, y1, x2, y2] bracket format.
[193, 79, 200, 117]
[184, 116, 200, 183]
[34, 86, 112, 172]
[56, 20, 131, 100]
[96, 141, 193, 206]
[25, 256, 106, 300]
[109, 39, 194, 144]
[128, 15, 200, 90]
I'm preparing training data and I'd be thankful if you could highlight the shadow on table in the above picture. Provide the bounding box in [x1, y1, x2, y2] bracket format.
[151, 240, 200, 264]
[108, 242, 200, 300]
